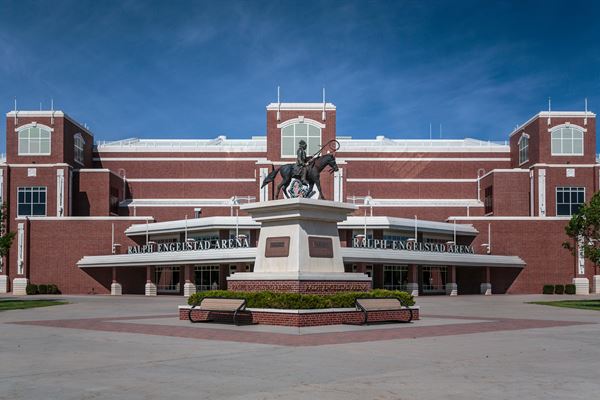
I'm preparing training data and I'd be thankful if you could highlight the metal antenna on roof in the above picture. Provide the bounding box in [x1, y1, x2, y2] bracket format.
[39, 102, 42, 111]
[547, 97, 551, 125]
[439, 123, 442, 139]
[322, 87, 326, 121]
[429, 123, 432, 140]
[584, 98, 588, 126]
[277, 86, 281, 121]
[51, 98, 55, 125]
[13, 98, 17, 124]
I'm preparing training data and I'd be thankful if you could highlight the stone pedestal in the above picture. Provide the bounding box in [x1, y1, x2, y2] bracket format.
[572, 277, 589, 295]
[480, 283, 492, 295]
[183, 282, 196, 297]
[228, 198, 371, 294]
[145, 282, 157, 296]
[13, 278, 28, 295]
[110, 282, 122, 296]
[592, 275, 600, 294]
[446, 282, 458, 296]
[406, 283, 419, 297]
[0, 275, 8, 293]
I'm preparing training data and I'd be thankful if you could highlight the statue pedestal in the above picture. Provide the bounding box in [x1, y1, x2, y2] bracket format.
[227, 198, 371, 294]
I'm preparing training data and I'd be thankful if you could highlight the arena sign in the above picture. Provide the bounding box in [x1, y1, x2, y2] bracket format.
[127, 238, 250, 254]
[353, 238, 475, 254]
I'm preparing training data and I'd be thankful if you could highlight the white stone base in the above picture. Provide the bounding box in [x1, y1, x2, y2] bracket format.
[183, 282, 196, 297]
[110, 282, 122, 296]
[13, 278, 28, 295]
[572, 277, 589, 295]
[406, 283, 419, 297]
[145, 282, 157, 296]
[0, 275, 8, 294]
[446, 283, 458, 296]
[592, 275, 600, 294]
[480, 283, 492, 295]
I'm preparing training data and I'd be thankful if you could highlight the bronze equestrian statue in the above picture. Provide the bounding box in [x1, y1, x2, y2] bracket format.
[261, 140, 340, 200]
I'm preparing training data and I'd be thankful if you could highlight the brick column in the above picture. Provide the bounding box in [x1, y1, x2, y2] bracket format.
[407, 264, 418, 296]
[446, 266, 457, 296]
[480, 267, 492, 295]
[111, 267, 122, 295]
[145, 266, 157, 296]
[183, 265, 196, 297]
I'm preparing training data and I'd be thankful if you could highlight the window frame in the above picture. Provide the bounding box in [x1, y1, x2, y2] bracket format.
[555, 187, 585, 216]
[278, 118, 323, 159]
[17, 186, 48, 217]
[550, 125, 585, 156]
[74, 133, 85, 165]
[518, 133, 529, 165]
[16, 123, 52, 156]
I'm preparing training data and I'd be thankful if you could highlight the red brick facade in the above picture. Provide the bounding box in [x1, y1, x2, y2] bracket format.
[1, 105, 598, 296]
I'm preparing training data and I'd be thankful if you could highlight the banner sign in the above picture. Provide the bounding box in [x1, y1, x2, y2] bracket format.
[128, 238, 249, 254]
[353, 238, 475, 254]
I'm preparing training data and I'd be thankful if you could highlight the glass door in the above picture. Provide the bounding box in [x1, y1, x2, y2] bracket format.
[421, 266, 447, 294]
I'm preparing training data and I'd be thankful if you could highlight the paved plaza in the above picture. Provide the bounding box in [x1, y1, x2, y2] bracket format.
[1, 294, 599, 399]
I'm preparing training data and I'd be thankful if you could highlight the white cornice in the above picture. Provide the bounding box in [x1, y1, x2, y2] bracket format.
[266, 103, 336, 111]
[509, 111, 596, 138]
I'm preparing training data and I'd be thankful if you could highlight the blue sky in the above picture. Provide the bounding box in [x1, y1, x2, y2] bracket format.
[1, 0, 599, 153]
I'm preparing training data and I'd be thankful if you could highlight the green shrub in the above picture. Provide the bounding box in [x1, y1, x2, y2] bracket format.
[565, 284, 576, 295]
[37, 284, 48, 295]
[188, 289, 415, 309]
[554, 284, 565, 295]
[47, 284, 60, 294]
[25, 284, 38, 295]
[542, 285, 554, 294]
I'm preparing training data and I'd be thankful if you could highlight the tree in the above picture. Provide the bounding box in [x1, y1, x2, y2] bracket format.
[563, 191, 600, 273]
[0, 202, 15, 258]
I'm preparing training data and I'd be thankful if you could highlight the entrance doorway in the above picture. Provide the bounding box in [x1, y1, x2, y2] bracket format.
[421, 266, 447, 294]
[155, 267, 181, 294]
[194, 265, 220, 291]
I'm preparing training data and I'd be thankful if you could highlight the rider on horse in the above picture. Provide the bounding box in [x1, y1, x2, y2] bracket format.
[296, 140, 312, 186]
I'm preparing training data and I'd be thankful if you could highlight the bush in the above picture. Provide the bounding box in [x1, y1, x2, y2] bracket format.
[50, 284, 60, 294]
[543, 285, 554, 294]
[25, 284, 38, 295]
[188, 289, 415, 309]
[554, 284, 565, 295]
[565, 284, 576, 295]
[37, 284, 48, 294]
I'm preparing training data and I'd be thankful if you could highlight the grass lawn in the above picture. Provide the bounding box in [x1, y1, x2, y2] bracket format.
[0, 299, 68, 311]
[530, 299, 600, 311]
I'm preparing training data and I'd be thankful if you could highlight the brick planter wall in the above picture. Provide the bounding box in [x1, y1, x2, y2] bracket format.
[227, 280, 372, 294]
[179, 306, 419, 327]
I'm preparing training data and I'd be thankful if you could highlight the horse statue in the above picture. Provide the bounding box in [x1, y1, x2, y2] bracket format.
[261, 141, 340, 200]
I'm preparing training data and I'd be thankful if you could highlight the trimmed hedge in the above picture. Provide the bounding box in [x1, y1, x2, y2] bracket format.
[554, 284, 565, 295]
[25, 284, 60, 295]
[188, 289, 415, 309]
[565, 284, 576, 295]
[542, 285, 554, 294]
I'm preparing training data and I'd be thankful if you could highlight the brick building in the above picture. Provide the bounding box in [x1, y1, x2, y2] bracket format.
[0, 102, 598, 296]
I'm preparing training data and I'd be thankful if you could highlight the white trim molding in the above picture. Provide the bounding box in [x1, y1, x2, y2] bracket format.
[93, 157, 263, 162]
[338, 157, 511, 162]
[276, 117, 326, 129]
[126, 178, 255, 183]
[347, 178, 476, 183]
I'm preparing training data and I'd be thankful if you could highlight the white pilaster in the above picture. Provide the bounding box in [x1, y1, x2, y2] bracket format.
[56, 169, 65, 216]
[538, 169, 546, 217]
[17, 223, 24, 275]
[333, 168, 343, 202]
[13, 278, 28, 295]
[0, 169, 4, 204]
[480, 283, 492, 295]
[259, 168, 268, 202]
[183, 282, 196, 297]
[0, 275, 8, 293]
[110, 282, 122, 296]
[572, 277, 589, 295]
[592, 275, 600, 294]
[446, 282, 458, 296]
[145, 282, 157, 296]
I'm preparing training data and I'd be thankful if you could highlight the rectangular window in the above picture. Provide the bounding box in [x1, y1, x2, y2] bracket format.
[18, 127, 51, 155]
[551, 127, 584, 156]
[518, 135, 529, 165]
[281, 123, 322, 157]
[484, 186, 493, 215]
[155, 266, 180, 293]
[17, 187, 47, 217]
[383, 265, 408, 290]
[556, 187, 585, 216]
[421, 266, 447, 293]
[194, 265, 220, 291]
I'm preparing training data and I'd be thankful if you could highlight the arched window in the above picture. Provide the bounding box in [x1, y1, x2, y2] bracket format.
[518, 133, 529, 165]
[17, 123, 52, 155]
[280, 120, 322, 157]
[551, 125, 584, 156]
[74, 133, 85, 164]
